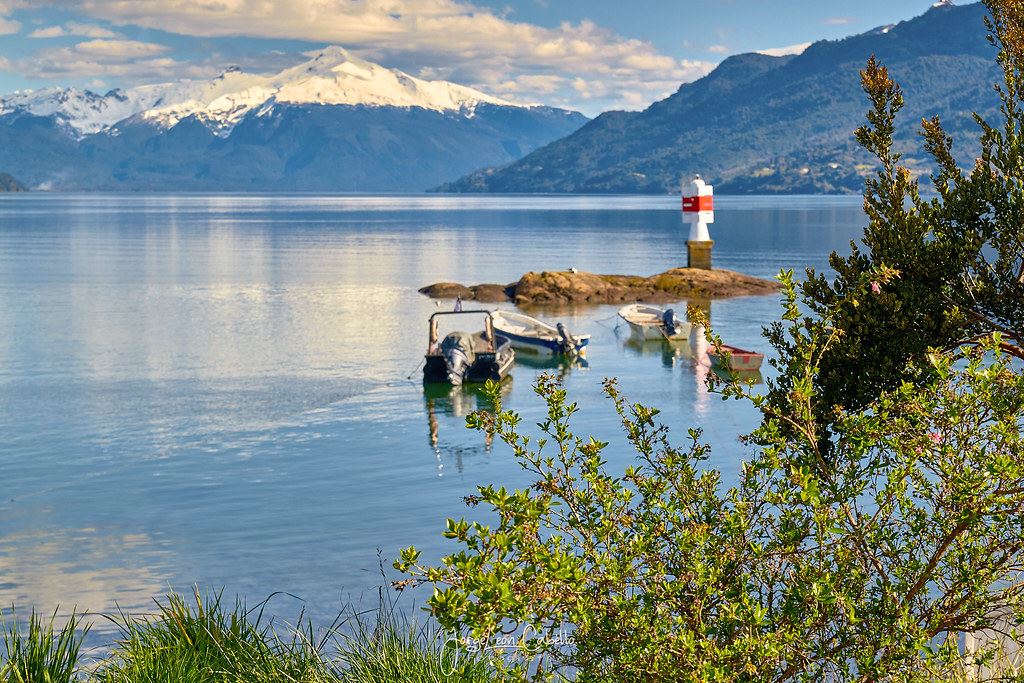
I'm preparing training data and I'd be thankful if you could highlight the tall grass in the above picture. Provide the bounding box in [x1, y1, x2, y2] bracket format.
[1, 608, 87, 683]
[95, 589, 336, 683]
[0, 589, 502, 682]
[337, 598, 495, 683]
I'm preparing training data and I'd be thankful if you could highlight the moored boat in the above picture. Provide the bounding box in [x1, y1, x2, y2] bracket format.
[617, 303, 692, 341]
[707, 344, 765, 372]
[423, 310, 515, 385]
[491, 310, 591, 356]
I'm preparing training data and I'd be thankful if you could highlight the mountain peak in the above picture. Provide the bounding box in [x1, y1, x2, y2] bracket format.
[140, 48, 515, 134]
[308, 45, 355, 63]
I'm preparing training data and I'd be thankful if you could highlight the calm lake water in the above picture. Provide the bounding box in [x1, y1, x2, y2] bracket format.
[0, 193, 865, 629]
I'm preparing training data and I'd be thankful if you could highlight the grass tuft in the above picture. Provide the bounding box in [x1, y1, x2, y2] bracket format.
[1, 588, 502, 682]
[95, 588, 336, 683]
[337, 597, 495, 683]
[1, 607, 88, 683]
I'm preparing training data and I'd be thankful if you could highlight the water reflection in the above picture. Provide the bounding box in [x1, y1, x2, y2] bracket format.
[512, 353, 590, 378]
[710, 367, 765, 386]
[0, 528, 168, 629]
[424, 380, 512, 475]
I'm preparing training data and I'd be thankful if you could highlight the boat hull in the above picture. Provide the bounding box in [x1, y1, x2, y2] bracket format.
[498, 328, 590, 356]
[423, 344, 515, 384]
[708, 346, 765, 372]
[618, 304, 692, 341]
[625, 320, 692, 341]
[491, 310, 591, 356]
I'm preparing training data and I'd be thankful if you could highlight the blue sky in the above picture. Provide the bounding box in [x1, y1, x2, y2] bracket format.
[0, 0, 960, 115]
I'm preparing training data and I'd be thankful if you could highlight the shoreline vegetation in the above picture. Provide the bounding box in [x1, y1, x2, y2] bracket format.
[419, 267, 780, 306]
[1, 590, 498, 682]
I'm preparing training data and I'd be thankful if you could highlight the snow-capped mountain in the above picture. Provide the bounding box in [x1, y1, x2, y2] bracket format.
[0, 47, 524, 138]
[0, 48, 587, 191]
[142, 47, 516, 135]
[0, 86, 168, 135]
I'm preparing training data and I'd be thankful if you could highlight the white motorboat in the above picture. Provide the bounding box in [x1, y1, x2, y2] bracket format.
[491, 310, 590, 356]
[617, 303, 692, 341]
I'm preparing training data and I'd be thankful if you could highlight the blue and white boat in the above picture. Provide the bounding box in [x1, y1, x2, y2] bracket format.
[491, 310, 590, 356]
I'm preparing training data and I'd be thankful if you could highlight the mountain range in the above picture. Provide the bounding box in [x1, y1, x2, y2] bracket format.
[0, 47, 587, 191]
[439, 0, 1001, 194]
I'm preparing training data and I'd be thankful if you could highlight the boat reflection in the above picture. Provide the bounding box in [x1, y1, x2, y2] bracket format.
[710, 366, 764, 385]
[621, 335, 699, 369]
[424, 379, 512, 475]
[513, 352, 589, 379]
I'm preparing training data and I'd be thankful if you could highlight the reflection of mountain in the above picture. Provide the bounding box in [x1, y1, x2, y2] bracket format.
[0, 527, 167, 629]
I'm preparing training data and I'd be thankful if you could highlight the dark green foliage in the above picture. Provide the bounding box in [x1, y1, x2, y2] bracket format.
[439, 3, 1001, 194]
[1, 609, 87, 683]
[798, 0, 1024, 424]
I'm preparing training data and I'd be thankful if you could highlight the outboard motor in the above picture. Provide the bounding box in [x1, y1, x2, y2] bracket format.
[445, 349, 469, 385]
[556, 322, 577, 355]
[439, 332, 474, 385]
[662, 308, 679, 337]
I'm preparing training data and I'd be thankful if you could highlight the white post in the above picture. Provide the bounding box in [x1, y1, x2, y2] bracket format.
[682, 174, 714, 269]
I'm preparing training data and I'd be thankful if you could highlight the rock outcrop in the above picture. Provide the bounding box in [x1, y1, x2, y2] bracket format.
[0, 172, 26, 192]
[419, 268, 779, 306]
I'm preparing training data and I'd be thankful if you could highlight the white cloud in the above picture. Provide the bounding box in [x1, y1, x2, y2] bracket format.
[0, 16, 20, 34]
[29, 22, 119, 38]
[74, 39, 168, 58]
[707, 44, 729, 55]
[15, 39, 210, 81]
[58, 0, 715, 112]
[757, 42, 811, 57]
[0, 0, 25, 33]
[66, 21, 119, 37]
[823, 17, 853, 26]
[28, 26, 65, 38]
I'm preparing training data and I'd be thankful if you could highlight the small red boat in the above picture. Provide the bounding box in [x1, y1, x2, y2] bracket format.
[707, 344, 765, 372]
